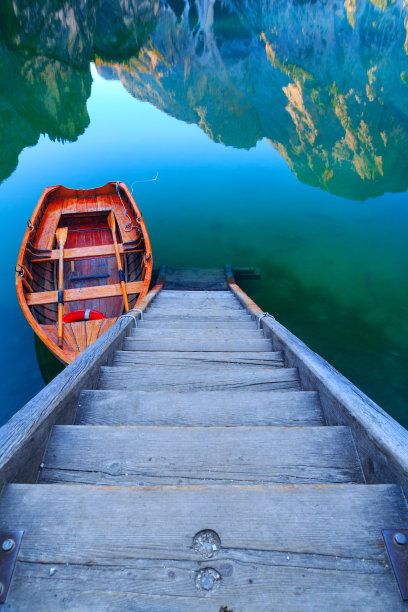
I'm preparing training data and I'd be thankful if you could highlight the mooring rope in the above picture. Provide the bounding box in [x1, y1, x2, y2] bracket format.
[130, 172, 158, 193]
[119, 308, 144, 325]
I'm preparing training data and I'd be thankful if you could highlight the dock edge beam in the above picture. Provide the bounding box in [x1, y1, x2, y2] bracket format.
[0, 266, 167, 488]
[225, 264, 408, 498]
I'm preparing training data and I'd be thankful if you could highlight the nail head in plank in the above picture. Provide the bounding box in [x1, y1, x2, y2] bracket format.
[0, 484, 406, 609]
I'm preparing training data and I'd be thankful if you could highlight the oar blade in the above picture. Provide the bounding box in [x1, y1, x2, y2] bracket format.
[107, 211, 116, 233]
[56, 227, 68, 247]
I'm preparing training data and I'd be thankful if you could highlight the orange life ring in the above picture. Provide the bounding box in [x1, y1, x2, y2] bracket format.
[63, 309, 106, 323]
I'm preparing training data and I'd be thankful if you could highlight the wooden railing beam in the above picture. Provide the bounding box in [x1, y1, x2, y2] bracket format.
[225, 264, 408, 498]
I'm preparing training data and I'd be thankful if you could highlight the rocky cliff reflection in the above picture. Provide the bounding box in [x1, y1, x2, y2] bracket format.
[1, 0, 408, 199]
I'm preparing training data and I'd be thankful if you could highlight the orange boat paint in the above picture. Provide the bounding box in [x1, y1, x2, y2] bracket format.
[16, 181, 153, 364]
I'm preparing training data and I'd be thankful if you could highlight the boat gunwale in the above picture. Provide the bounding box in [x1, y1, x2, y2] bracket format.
[1, 267, 166, 487]
[16, 182, 153, 365]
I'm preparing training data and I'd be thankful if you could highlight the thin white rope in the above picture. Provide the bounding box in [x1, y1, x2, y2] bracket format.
[131, 172, 158, 193]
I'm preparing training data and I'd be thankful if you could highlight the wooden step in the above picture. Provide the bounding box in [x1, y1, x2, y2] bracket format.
[148, 302, 246, 316]
[143, 313, 252, 322]
[113, 351, 284, 368]
[138, 320, 256, 329]
[154, 298, 239, 307]
[150, 297, 245, 311]
[160, 290, 232, 298]
[155, 292, 237, 300]
[39, 426, 364, 486]
[98, 366, 300, 392]
[129, 328, 263, 339]
[122, 338, 273, 352]
[76, 390, 324, 426]
[1, 483, 406, 609]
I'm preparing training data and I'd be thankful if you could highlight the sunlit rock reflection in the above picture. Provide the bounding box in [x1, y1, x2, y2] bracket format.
[1, 0, 408, 199]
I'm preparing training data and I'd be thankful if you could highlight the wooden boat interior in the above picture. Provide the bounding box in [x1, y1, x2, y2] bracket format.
[17, 183, 152, 363]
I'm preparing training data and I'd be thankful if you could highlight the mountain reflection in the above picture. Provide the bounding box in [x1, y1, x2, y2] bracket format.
[1, 0, 408, 199]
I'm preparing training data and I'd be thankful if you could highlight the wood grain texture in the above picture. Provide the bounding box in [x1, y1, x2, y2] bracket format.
[0, 483, 406, 610]
[156, 291, 237, 299]
[154, 297, 239, 306]
[148, 305, 245, 313]
[113, 350, 284, 368]
[0, 274, 165, 486]
[160, 290, 231, 297]
[98, 366, 300, 392]
[76, 389, 324, 426]
[40, 324, 79, 359]
[228, 276, 408, 496]
[138, 320, 255, 329]
[39, 425, 364, 485]
[26, 280, 143, 305]
[34, 199, 63, 250]
[0, 316, 133, 486]
[144, 312, 252, 322]
[30, 244, 142, 262]
[122, 339, 273, 352]
[268, 317, 408, 497]
[129, 328, 263, 339]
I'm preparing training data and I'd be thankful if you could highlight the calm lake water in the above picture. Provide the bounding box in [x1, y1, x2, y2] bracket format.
[0, 0, 407, 426]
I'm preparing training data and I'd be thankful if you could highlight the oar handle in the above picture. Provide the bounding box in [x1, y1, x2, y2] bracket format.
[56, 228, 68, 348]
[108, 213, 130, 311]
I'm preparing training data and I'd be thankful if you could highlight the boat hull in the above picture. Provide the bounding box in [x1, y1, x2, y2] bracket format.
[16, 182, 152, 364]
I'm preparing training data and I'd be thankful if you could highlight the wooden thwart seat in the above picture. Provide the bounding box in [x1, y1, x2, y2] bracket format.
[26, 281, 143, 306]
[28, 243, 143, 262]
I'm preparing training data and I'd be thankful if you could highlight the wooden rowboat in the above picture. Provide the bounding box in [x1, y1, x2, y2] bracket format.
[16, 181, 152, 364]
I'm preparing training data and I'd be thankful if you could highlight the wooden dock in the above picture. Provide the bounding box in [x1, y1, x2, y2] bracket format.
[1, 266, 408, 609]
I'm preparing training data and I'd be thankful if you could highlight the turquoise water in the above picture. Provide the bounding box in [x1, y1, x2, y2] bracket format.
[1, 0, 407, 426]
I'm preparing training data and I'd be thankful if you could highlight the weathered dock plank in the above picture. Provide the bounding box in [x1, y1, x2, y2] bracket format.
[147, 307, 246, 317]
[130, 328, 263, 339]
[39, 425, 364, 486]
[122, 338, 273, 351]
[143, 312, 252, 321]
[76, 390, 324, 427]
[113, 350, 284, 368]
[0, 483, 406, 610]
[155, 293, 237, 301]
[138, 320, 256, 328]
[2, 265, 408, 609]
[98, 366, 300, 392]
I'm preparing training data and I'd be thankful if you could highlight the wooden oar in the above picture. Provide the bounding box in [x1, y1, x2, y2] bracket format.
[108, 212, 129, 312]
[56, 227, 68, 348]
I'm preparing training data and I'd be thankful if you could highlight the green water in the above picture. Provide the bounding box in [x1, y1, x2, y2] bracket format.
[0, 0, 407, 426]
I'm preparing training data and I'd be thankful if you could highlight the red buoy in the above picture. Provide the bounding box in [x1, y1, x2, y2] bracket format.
[63, 309, 106, 323]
